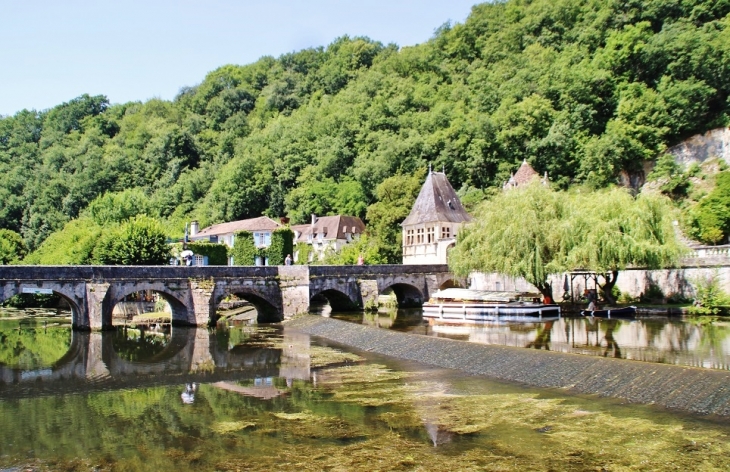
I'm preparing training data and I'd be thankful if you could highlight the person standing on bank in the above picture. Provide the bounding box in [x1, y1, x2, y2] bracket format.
[584, 289, 597, 315]
[285, 254, 292, 266]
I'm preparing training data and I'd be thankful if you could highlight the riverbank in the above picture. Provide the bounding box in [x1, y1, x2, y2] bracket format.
[286, 315, 730, 417]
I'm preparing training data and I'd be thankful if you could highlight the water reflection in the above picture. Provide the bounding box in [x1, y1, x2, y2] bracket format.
[1, 314, 730, 471]
[112, 325, 172, 362]
[334, 309, 730, 370]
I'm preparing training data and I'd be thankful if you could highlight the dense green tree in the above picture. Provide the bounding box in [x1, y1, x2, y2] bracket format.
[450, 183, 683, 302]
[365, 170, 426, 263]
[320, 233, 388, 265]
[4, 0, 730, 259]
[87, 189, 152, 226]
[22, 217, 103, 265]
[449, 183, 570, 300]
[0, 229, 27, 264]
[565, 188, 684, 303]
[93, 216, 170, 265]
[687, 171, 730, 244]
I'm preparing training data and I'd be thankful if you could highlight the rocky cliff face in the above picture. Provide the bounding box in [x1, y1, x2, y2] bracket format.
[667, 127, 730, 167]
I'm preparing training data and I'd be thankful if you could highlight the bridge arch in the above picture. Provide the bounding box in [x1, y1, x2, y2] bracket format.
[378, 282, 425, 308]
[0, 283, 84, 326]
[438, 279, 463, 290]
[214, 287, 282, 324]
[106, 283, 190, 327]
[310, 289, 361, 312]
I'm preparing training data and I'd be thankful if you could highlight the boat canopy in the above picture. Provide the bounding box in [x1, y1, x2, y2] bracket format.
[429, 288, 542, 303]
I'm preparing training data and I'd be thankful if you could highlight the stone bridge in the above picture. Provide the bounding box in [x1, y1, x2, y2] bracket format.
[0, 265, 456, 330]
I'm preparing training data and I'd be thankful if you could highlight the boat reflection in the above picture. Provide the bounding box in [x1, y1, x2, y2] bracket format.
[333, 309, 730, 371]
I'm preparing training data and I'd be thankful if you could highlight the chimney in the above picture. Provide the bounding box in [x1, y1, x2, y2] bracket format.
[280, 217, 290, 225]
[311, 214, 317, 226]
[190, 221, 199, 237]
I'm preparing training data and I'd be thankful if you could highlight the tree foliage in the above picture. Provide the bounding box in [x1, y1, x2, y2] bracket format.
[0, 229, 27, 264]
[93, 216, 170, 265]
[449, 184, 571, 299]
[2, 0, 728, 262]
[450, 183, 683, 301]
[686, 171, 730, 244]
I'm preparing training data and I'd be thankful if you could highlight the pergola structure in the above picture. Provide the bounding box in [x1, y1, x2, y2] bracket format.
[563, 271, 607, 303]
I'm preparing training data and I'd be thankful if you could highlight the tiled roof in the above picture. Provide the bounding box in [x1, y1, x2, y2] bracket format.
[505, 160, 543, 188]
[195, 216, 280, 237]
[402, 172, 472, 226]
[294, 216, 365, 242]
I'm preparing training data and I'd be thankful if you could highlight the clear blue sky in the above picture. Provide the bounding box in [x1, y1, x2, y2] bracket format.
[0, 0, 479, 116]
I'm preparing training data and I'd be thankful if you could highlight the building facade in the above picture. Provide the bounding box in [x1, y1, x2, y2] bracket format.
[292, 214, 365, 262]
[401, 171, 472, 265]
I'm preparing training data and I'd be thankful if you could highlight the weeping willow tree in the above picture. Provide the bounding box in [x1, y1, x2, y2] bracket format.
[565, 188, 685, 303]
[450, 183, 684, 303]
[449, 183, 571, 301]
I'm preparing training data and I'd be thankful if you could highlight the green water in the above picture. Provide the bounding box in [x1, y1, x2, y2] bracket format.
[1, 313, 729, 471]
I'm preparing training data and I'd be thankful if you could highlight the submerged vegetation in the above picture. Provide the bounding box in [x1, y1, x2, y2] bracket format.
[3, 353, 730, 471]
[1, 0, 729, 264]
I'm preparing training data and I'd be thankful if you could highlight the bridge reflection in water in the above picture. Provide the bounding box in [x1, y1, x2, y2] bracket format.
[0, 325, 310, 399]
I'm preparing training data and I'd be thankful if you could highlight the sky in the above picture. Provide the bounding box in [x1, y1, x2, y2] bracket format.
[0, 0, 479, 116]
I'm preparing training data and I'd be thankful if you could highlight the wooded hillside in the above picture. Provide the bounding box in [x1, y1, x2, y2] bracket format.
[1, 0, 729, 261]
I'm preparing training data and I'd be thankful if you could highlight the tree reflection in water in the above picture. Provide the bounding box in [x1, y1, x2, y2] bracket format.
[526, 320, 553, 350]
[112, 325, 171, 362]
[334, 310, 730, 371]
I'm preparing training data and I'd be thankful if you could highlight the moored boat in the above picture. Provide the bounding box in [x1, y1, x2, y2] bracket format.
[423, 288, 560, 324]
[580, 306, 637, 319]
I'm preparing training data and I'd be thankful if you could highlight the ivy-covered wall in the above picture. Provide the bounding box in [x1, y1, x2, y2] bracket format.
[229, 229, 294, 266]
[171, 241, 229, 265]
[230, 231, 257, 266]
[268, 228, 294, 265]
[295, 242, 313, 265]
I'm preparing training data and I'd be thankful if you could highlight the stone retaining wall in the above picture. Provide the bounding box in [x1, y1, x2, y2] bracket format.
[286, 315, 730, 417]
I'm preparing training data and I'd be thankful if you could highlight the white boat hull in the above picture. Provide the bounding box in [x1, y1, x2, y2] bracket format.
[422, 303, 561, 324]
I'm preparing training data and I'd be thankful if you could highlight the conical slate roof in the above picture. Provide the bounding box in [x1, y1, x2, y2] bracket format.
[402, 172, 472, 226]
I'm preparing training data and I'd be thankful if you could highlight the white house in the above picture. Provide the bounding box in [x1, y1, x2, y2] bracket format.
[291, 214, 365, 262]
[401, 171, 472, 265]
[190, 216, 282, 265]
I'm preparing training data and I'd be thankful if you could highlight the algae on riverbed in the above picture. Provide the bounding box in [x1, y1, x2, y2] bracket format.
[3, 323, 730, 472]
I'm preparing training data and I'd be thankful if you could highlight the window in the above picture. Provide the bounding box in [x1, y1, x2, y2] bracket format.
[441, 226, 451, 239]
[253, 232, 271, 247]
[406, 229, 414, 245]
[427, 227, 435, 243]
[417, 228, 424, 244]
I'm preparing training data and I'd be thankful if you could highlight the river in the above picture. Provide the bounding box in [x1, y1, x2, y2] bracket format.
[1, 308, 729, 471]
